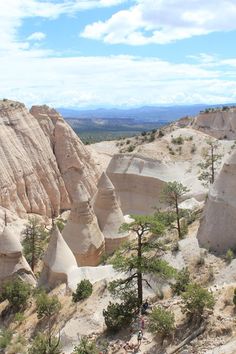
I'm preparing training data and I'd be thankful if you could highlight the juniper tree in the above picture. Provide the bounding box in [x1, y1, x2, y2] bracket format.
[198, 139, 222, 186]
[161, 181, 189, 239]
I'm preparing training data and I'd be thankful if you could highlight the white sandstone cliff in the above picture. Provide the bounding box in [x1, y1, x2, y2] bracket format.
[197, 149, 236, 253]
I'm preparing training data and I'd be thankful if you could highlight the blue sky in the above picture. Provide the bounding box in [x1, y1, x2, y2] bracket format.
[1, 0, 236, 108]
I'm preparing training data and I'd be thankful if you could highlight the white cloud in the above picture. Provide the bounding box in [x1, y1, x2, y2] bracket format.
[27, 32, 46, 41]
[1, 53, 236, 108]
[81, 0, 236, 45]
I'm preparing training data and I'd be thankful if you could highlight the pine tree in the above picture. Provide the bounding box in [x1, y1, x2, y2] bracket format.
[161, 181, 189, 239]
[198, 139, 222, 186]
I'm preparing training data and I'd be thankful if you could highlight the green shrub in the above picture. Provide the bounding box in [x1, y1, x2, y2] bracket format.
[0, 279, 31, 310]
[14, 312, 25, 324]
[181, 283, 215, 318]
[233, 289, 236, 306]
[72, 337, 99, 354]
[226, 249, 234, 264]
[127, 145, 135, 152]
[0, 329, 13, 349]
[28, 333, 62, 354]
[148, 306, 175, 338]
[103, 301, 133, 332]
[171, 136, 184, 145]
[172, 268, 190, 295]
[36, 291, 61, 320]
[72, 280, 93, 302]
[158, 130, 164, 138]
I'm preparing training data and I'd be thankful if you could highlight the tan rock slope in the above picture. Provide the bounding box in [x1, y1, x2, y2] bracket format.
[0, 100, 100, 217]
[197, 149, 236, 253]
[93, 172, 129, 254]
[30, 105, 100, 197]
[0, 225, 35, 286]
[192, 108, 236, 139]
[39, 225, 77, 289]
[62, 183, 105, 266]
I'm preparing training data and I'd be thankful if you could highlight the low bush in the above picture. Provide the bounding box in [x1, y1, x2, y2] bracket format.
[226, 249, 234, 264]
[28, 333, 62, 354]
[181, 283, 215, 318]
[36, 291, 61, 320]
[0, 279, 31, 310]
[171, 268, 190, 295]
[72, 337, 99, 354]
[72, 280, 93, 302]
[148, 306, 175, 339]
[0, 329, 13, 350]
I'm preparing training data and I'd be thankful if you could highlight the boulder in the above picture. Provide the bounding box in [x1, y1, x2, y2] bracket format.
[63, 183, 105, 266]
[93, 172, 129, 254]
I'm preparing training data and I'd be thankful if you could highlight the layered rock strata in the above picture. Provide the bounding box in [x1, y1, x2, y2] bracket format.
[93, 172, 129, 254]
[39, 226, 77, 289]
[0, 225, 35, 286]
[197, 150, 236, 253]
[63, 183, 105, 266]
[192, 108, 236, 139]
[0, 100, 100, 217]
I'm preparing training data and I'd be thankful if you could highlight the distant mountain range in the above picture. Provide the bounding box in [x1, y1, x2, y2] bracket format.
[57, 103, 236, 123]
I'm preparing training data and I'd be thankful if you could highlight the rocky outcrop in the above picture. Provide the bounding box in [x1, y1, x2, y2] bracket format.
[63, 183, 105, 266]
[0, 225, 35, 286]
[197, 149, 236, 253]
[30, 105, 100, 197]
[39, 226, 77, 289]
[0, 100, 100, 217]
[106, 153, 204, 214]
[93, 172, 129, 254]
[192, 108, 236, 139]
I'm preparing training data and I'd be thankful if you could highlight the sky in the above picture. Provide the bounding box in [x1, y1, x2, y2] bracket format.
[1, 0, 236, 108]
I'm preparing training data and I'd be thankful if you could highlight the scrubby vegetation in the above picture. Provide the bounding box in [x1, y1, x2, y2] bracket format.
[72, 280, 93, 302]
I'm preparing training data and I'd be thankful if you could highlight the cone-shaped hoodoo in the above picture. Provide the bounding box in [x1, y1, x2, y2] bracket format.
[0, 225, 35, 286]
[39, 225, 77, 288]
[63, 183, 105, 266]
[93, 172, 129, 254]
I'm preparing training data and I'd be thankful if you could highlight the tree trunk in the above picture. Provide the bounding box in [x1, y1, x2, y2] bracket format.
[137, 232, 143, 306]
[175, 198, 181, 239]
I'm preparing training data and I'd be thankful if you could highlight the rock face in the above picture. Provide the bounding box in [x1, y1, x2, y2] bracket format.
[106, 153, 205, 214]
[192, 109, 236, 139]
[93, 172, 129, 254]
[0, 225, 35, 286]
[30, 105, 100, 198]
[197, 150, 236, 253]
[0, 100, 100, 217]
[39, 226, 77, 289]
[63, 183, 105, 266]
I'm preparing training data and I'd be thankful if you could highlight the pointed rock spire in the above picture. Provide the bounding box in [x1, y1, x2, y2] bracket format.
[93, 172, 129, 254]
[39, 226, 77, 288]
[63, 183, 105, 266]
[0, 225, 22, 255]
[0, 225, 35, 286]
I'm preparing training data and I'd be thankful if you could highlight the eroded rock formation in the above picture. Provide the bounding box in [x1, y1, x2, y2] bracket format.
[39, 225, 77, 289]
[197, 149, 236, 253]
[0, 100, 100, 217]
[63, 183, 105, 266]
[192, 108, 236, 139]
[93, 172, 129, 254]
[0, 225, 35, 286]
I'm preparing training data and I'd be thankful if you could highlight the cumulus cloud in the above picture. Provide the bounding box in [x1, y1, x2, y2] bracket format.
[81, 0, 236, 44]
[1, 53, 236, 107]
[27, 32, 46, 41]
